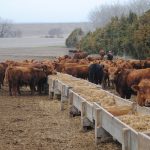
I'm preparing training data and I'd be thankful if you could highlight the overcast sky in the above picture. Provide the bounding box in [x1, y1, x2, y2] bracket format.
[0, 0, 129, 23]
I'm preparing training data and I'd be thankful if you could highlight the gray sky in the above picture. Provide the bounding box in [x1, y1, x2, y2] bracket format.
[0, 0, 129, 23]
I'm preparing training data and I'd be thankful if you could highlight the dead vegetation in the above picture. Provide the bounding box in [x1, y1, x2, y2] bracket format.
[0, 87, 121, 150]
[118, 114, 150, 132]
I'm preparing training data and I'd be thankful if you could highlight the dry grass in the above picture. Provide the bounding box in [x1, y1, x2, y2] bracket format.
[0, 87, 121, 150]
[118, 114, 150, 132]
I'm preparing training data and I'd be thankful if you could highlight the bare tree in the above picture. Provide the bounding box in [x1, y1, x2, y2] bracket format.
[0, 18, 12, 37]
[129, 0, 150, 15]
[0, 17, 22, 38]
[89, 3, 127, 28]
[48, 28, 63, 38]
[89, 0, 150, 28]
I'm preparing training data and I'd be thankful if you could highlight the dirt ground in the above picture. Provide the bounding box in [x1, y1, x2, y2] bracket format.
[0, 87, 121, 150]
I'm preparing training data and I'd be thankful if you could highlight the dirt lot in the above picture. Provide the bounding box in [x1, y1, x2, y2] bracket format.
[0, 87, 121, 150]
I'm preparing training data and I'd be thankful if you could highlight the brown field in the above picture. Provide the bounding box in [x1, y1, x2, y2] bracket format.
[0, 87, 121, 150]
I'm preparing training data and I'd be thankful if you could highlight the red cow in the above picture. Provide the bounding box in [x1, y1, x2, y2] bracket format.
[62, 65, 89, 79]
[114, 68, 150, 99]
[0, 63, 8, 88]
[73, 52, 88, 59]
[99, 49, 105, 59]
[132, 79, 150, 106]
[4, 65, 56, 96]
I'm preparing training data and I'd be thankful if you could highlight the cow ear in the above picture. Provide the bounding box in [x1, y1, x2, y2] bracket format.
[131, 85, 139, 92]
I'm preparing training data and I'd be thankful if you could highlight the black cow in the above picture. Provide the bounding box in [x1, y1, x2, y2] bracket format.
[88, 63, 104, 85]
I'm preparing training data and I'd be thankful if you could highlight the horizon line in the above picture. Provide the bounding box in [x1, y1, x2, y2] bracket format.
[13, 21, 91, 24]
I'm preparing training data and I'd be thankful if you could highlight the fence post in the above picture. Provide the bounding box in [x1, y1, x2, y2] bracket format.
[122, 128, 131, 150]
[95, 108, 111, 144]
[61, 84, 67, 111]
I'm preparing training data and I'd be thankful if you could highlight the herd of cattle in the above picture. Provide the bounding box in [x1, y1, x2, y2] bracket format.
[0, 60, 56, 96]
[0, 50, 150, 107]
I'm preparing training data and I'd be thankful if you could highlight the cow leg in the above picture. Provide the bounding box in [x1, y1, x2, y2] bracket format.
[41, 84, 45, 93]
[12, 84, 17, 96]
[125, 89, 132, 99]
[101, 80, 106, 89]
[120, 90, 126, 99]
[107, 78, 110, 87]
[17, 85, 21, 95]
[30, 84, 35, 95]
[94, 75, 98, 84]
[111, 80, 115, 88]
[9, 81, 12, 96]
[0, 83, 1, 89]
[37, 83, 42, 95]
[14, 86, 17, 96]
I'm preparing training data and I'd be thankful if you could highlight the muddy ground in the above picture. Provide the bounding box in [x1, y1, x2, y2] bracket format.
[0, 87, 121, 150]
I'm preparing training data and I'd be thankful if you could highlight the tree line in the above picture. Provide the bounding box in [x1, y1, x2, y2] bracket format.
[66, 10, 150, 59]
[80, 10, 150, 59]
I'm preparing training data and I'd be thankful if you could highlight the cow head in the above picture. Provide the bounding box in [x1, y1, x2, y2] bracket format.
[42, 65, 55, 75]
[132, 79, 150, 107]
[108, 67, 118, 82]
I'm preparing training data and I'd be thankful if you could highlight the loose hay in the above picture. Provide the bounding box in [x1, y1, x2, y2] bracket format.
[50, 73, 96, 87]
[73, 87, 116, 107]
[105, 105, 133, 116]
[118, 114, 150, 132]
[50, 73, 127, 108]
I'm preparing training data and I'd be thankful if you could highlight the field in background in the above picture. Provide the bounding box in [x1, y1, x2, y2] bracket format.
[0, 22, 91, 61]
[13, 22, 91, 37]
[0, 37, 66, 48]
[0, 37, 69, 61]
[0, 46, 69, 61]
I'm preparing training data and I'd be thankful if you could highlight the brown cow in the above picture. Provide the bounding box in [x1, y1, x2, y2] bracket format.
[144, 60, 150, 68]
[0, 65, 5, 89]
[54, 63, 78, 72]
[130, 60, 145, 69]
[99, 49, 105, 59]
[4, 65, 56, 96]
[132, 79, 150, 106]
[114, 68, 150, 99]
[4, 66, 36, 96]
[73, 51, 88, 59]
[0, 62, 8, 88]
[62, 65, 89, 79]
